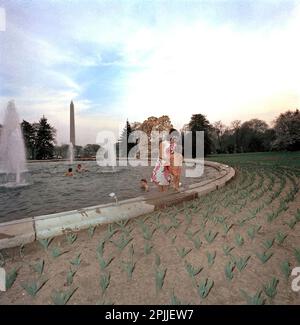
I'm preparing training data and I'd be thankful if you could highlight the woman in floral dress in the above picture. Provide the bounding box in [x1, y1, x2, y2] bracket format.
[151, 138, 171, 192]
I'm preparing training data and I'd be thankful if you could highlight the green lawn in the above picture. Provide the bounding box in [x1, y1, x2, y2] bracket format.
[208, 151, 300, 169]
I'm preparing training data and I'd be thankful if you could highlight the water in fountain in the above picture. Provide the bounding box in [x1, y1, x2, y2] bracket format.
[0, 101, 28, 187]
[68, 142, 74, 164]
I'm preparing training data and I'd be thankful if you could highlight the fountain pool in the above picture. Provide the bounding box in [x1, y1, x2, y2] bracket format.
[0, 161, 220, 222]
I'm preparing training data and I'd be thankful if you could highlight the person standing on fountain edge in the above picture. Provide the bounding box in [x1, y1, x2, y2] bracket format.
[168, 129, 183, 192]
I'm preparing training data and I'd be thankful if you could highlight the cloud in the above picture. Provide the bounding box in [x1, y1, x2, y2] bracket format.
[119, 8, 300, 127]
[1, 0, 300, 145]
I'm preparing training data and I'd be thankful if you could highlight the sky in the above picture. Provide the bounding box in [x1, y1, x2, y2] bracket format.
[0, 0, 300, 145]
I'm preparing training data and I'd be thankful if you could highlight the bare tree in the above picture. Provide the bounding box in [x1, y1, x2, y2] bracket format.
[213, 120, 226, 153]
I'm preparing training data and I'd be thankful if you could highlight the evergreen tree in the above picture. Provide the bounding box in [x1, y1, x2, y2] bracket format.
[118, 120, 134, 157]
[35, 116, 56, 159]
[187, 114, 213, 157]
[21, 120, 37, 159]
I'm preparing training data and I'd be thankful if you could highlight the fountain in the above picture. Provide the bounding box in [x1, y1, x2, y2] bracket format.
[68, 142, 74, 164]
[0, 101, 28, 187]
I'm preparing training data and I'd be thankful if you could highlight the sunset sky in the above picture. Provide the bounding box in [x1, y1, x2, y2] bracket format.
[0, 0, 300, 145]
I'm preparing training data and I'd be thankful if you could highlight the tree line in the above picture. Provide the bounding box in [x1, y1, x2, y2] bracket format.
[119, 109, 300, 157]
[1, 108, 298, 160]
[210, 109, 300, 154]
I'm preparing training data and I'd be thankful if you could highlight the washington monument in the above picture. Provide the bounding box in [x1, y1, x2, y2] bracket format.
[70, 100, 75, 146]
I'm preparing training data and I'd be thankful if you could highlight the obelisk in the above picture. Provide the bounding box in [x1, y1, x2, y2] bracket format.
[70, 101, 75, 146]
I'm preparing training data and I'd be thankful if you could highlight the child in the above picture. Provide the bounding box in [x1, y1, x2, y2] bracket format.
[65, 167, 74, 176]
[140, 179, 149, 192]
[76, 164, 82, 172]
[76, 164, 88, 173]
[170, 151, 183, 191]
